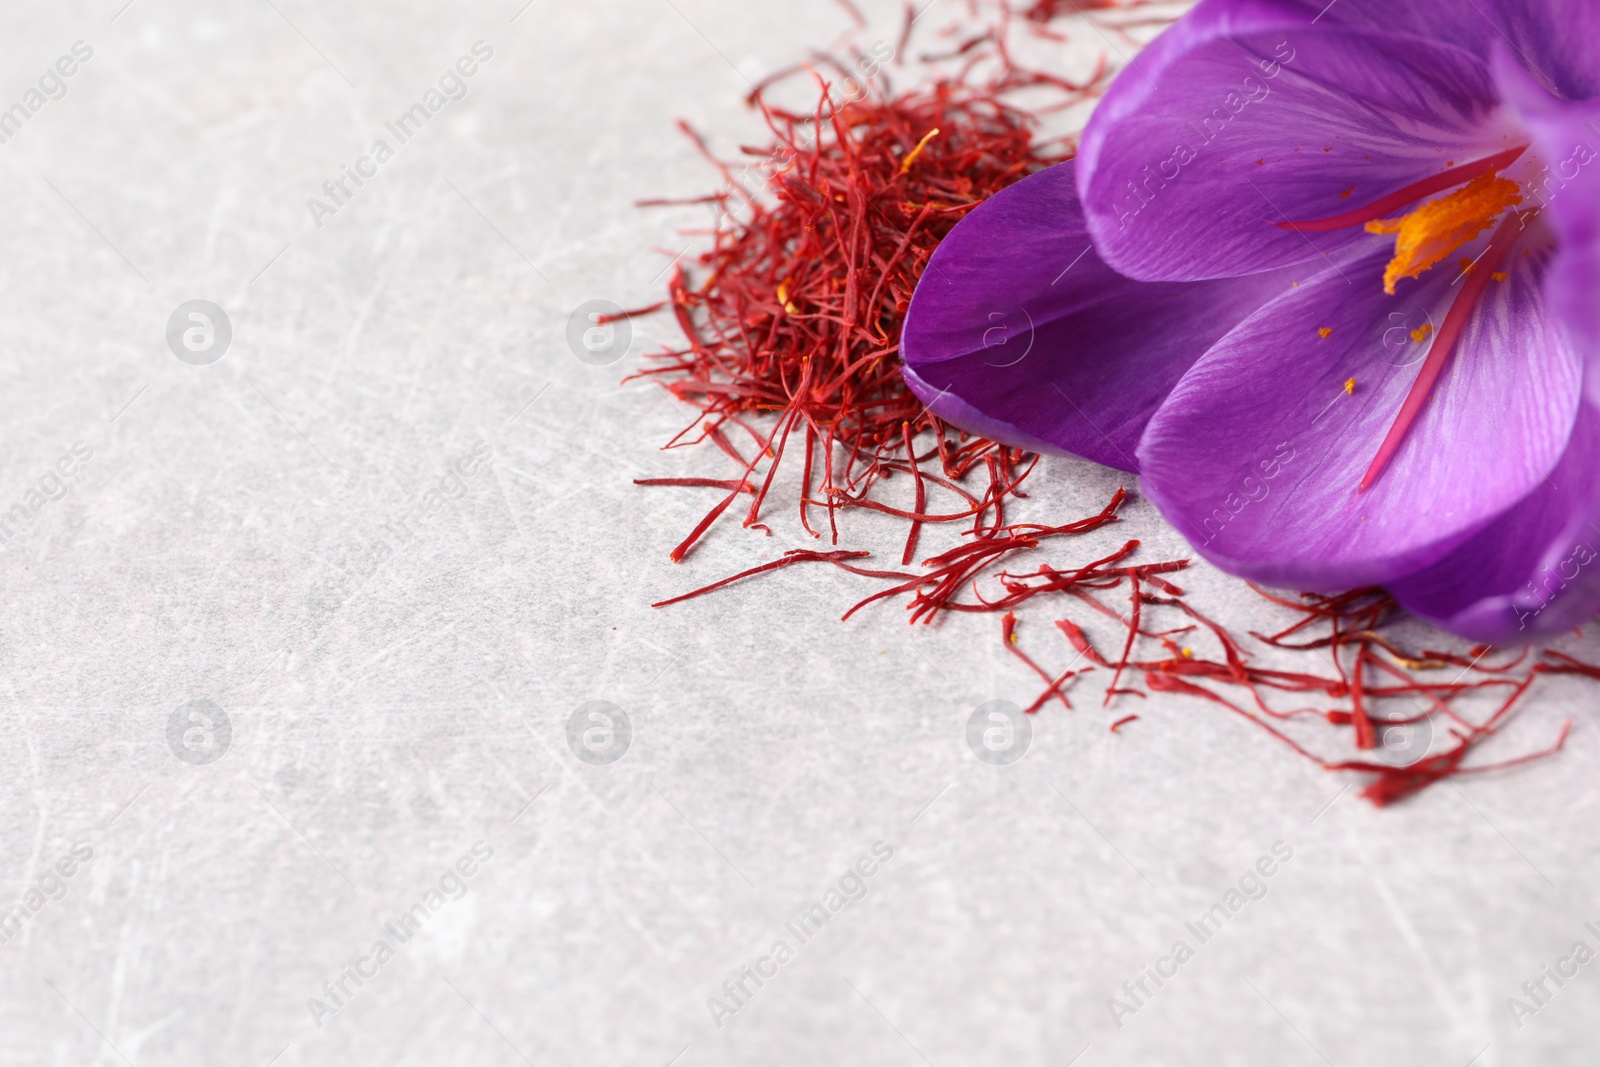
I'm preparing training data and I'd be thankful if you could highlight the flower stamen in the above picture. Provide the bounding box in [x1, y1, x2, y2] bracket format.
[1364, 172, 1522, 294]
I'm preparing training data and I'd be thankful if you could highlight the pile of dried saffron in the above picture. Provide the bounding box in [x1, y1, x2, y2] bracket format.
[628, 2, 1586, 805]
[628, 6, 1120, 565]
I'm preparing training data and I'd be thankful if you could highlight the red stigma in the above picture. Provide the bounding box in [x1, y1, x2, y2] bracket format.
[1358, 216, 1523, 493]
[1276, 146, 1528, 234]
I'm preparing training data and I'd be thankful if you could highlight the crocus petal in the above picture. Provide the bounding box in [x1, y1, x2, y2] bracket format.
[1079, 15, 1516, 282]
[1484, 0, 1600, 98]
[1388, 398, 1600, 643]
[1492, 51, 1600, 399]
[1315, 0, 1600, 100]
[901, 161, 1295, 471]
[1136, 240, 1581, 589]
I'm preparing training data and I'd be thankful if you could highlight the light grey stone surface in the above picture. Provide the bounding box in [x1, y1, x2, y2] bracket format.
[2, 1, 1598, 1065]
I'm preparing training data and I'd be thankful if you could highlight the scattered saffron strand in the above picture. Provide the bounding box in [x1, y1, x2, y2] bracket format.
[900, 422, 927, 566]
[595, 301, 668, 324]
[1359, 215, 1523, 492]
[1275, 146, 1528, 233]
[1538, 650, 1600, 679]
[651, 549, 914, 608]
[1020, 0, 1176, 24]
[1024, 666, 1089, 715]
[1144, 672, 1330, 764]
[1350, 644, 1377, 749]
[668, 488, 744, 564]
[1110, 714, 1139, 733]
[1003, 612, 1073, 712]
[633, 477, 754, 493]
[1324, 676, 1557, 806]
[1105, 575, 1141, 705]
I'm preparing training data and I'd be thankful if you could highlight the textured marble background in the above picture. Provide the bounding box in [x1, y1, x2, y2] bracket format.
[2, 1, 1599, 1064]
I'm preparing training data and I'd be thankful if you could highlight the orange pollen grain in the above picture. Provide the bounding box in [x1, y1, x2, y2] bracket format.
[1411, 323, 1433, 343]
[1318, 327, 1333, 339]
[1344, 377, 1357, 395]
[1363, 172, 1523, 294]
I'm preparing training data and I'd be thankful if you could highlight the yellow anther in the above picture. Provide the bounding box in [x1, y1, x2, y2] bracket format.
[1365, 172, 1522, 294]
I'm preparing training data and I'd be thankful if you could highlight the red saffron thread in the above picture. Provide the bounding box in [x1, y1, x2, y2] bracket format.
[1360, 215, 1523, 492]
[1003, 611, 1075, 713]
[1275, 146, 1529, 234]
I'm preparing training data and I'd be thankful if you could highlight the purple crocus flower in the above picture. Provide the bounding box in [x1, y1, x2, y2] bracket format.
[901, 0, 1600, 643]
